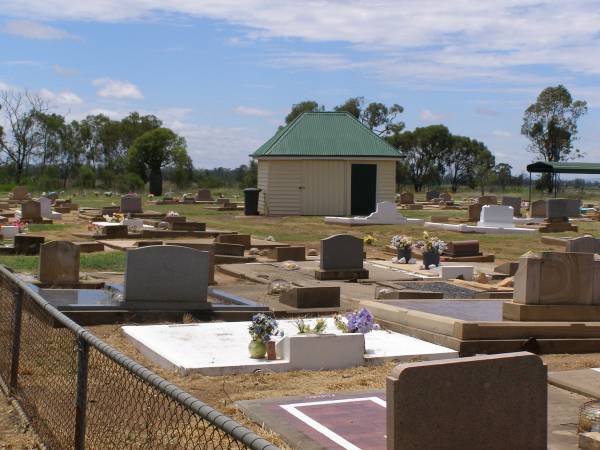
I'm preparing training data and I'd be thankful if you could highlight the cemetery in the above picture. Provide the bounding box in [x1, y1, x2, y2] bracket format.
[3, 186, 600, 449]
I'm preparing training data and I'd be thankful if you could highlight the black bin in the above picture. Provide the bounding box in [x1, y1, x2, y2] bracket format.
[243, 188, 261, 215]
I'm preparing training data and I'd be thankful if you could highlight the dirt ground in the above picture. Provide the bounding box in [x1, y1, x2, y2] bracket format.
[0, 391, 38, 449]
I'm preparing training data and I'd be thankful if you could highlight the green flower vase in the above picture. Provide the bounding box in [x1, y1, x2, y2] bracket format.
[248, 339, 267, 359]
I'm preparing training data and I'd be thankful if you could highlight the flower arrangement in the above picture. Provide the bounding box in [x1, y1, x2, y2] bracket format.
[363, 234, 377, 245]
[415, 231, 447, 255]
[334, 308, 379, 334]
[390, 235, 412, 250]
[103, 213, 124, 224]
[248, 313, 280, 343]
[166, 210, 179, 217]
[295, 318, 327, 335]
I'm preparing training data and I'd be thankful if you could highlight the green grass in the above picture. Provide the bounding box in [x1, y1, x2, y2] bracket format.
[0, 251, 126, 273]
[27, 224, 73, 232]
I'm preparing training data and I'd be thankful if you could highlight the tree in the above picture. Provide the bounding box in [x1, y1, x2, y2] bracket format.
[334, 97, 364, 119]
[473, 148, 496, 195]
[128, 128, 189, 195]
[493, 163, 513, 191]
[285, 101, 324, 125]
[0, 90, 47, 183]
[335, 98, 405, 135]
[522, 85, 587, 192]
[389, 125, 451, 191]
[445, 135, 486, 192]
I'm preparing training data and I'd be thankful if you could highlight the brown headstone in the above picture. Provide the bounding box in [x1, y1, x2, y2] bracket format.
[214, 242, 245, 256]
[196, 189, 214, 201]
[38, 241, 80, 284]
[565, 236, 600, 254]
[10, 186, 29, 201]
[120, 194, 143, 214]
[170, 221, 206, 231]
[14, 235, 45, 255]
[445, 240, 480, 257]
[21, 200, 41, 220]
[429, 215, 449, 223]
[274, 246, 306, 262]
[399, 192, 414, 204]
[477, 195, 497, 205]
[386, 352, 547, 450]
[529, 199, 547, 218]
[216, 233, 251, 249]
[468, 203, 482, 221]
[103, 225, 129, 239]
[279, 286, 340, 308]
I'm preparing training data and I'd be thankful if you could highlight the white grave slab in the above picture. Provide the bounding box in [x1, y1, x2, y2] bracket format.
[1, 226, 19, 240]
[122, 318, 457, 376]
[324, 202, 424, 225]
[477, 205, 514, 228]
[436, 265, 473, 281]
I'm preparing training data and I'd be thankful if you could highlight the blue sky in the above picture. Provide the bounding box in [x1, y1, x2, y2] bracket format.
[1, 1, 600, 172]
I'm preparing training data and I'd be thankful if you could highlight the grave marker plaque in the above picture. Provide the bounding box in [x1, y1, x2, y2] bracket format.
[38, 241, 80, 284]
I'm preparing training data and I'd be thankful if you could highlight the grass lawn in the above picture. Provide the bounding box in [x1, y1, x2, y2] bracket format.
[0, 251, 126, 273]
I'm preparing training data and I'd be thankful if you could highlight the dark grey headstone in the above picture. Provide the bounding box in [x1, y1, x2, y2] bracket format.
[124, 245, 209, 303]
[547, 198, 569, 219]
[320, 234, 363, 271]
[426, 191, 439, 201]
[566, 199, 581, 217]
[120, 194, 142, 214]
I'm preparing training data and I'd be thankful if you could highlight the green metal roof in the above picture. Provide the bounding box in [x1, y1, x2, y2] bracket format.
[250, 112, 401, 158]
[527, 161, 600, 174]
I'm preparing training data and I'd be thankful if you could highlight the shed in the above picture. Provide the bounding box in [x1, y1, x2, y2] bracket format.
[250, 112, 401, 216]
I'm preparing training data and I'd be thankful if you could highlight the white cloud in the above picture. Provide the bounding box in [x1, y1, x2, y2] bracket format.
[419, 109, 445, 123]
[92, 78, 143, 99]
[492, 130, 512, 137]
[52, 64, 78, 76]
[39, 88, 82, 105]
[2, 20, 76, 40]
[234, 106, 272, 117]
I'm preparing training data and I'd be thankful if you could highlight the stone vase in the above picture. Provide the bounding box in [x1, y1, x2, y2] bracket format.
[248, 339, 267, 359]
[397, 247, 412, 263]
[423, 251, 440, 268]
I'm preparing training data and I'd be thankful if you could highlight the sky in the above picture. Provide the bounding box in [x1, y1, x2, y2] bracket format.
[1, 1, 600, 172]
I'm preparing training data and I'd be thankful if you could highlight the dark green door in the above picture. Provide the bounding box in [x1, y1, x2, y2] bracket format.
[351, 164, 377, 215]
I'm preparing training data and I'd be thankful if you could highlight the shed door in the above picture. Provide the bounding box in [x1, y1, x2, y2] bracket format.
[301, 160, 347, 216]
[351, 164, 377, 215]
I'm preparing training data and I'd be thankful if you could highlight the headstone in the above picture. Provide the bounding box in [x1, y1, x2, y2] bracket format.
[386, 352, 547, 450]
[437, 265, 473, 281]
[216, 234, 251, 249]
[565, 236, 600, 254]
[566, 198, 582, 217]
[39, 197, 52, 219]
[214, 242, 245, 256]
[38, 241, 80, 284]
[279, 286, 340, 308]
[399, 192, 414, 204]
[502, 196, 522, 217]
[10, 186, 29, 201]
[315, 234, 368, 280]
[0, 226, 19, 240]
[164, 242, 215, 284]
[539, 199, 578, 232]
[477, 205, 514, 227]
[21, 200, 41, 221]
[120, 194, 142, 214]
[429, 215, 449, 223]
[170, 221, 206, 232]
[103, 224, 129, 239]
[124, 245, 209, 304]
[477, 195, 497, 205]
[196, 189, 214, 201]
[274, 246, 306, 262]
[445, 240, 480, 257]
[468, 203, 482, 222]
[547, 198, 568, 219]
[494, 261, 519, 276]
[425, 191, 439, 202]
[529, 199, 546, 218]
[163, 215, 186, 224]
[14, 235, 44, 255]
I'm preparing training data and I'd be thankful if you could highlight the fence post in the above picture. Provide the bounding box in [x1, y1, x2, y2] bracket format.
[74, 336, 89, 450]
[9, 288, 23, 392]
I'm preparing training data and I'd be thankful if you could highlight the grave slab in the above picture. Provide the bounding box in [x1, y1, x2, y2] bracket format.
[324, 201, 424, 226]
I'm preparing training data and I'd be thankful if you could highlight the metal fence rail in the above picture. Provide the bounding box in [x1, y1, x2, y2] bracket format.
[0, 266, 278, 450]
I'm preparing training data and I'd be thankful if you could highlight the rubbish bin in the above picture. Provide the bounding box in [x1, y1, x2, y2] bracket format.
[243, 188, 261, 215]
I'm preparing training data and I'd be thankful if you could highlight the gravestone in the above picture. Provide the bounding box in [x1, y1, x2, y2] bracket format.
[101, 206, 120, 216]
[279, 286, 340, 308]
[425, 191, 439, 202]
[429, 215, 449, 223]
[14, 235, 45, 255]
[494, 261, 519, 276]
[163, 215, 186, 224]
[504, 251, 600, 320]
[170, 221, 206, 232]
[437, 265, 473, 281]
[216, 234, 252, 249]
[214, 242, 245, 257]
[164, 242, 215, 284]
[502, 196, 522, 217]
[566, 198, 582, 217]
[120, 194, 143, 214]
[529, 199, 547, 218]
[274, 246, 306, 262]
[445, 240, 481, 257]
[315, 234, 368, 280]
[399, 192, 414, 204]
[124, 245, 209, 305]
[477, 205, 514, 228]
[468, 203, 482, 221]
[565, 236, 600, 254]
[103, 224, 129, 239]
[539, 199, 578, 232]
[39, 197, 52, 219]
[10, 186, 29, 201]
[38, 241, 80, 285]
[196, 189, 214, 201]
[477, 195, 497, 205]
[21, 200, 42, 221]
[386, 352, 547, 450]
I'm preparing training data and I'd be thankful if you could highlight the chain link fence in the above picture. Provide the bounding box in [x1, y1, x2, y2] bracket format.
[0, 266, 278, 450]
